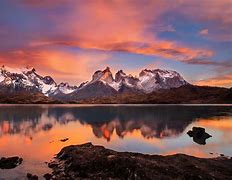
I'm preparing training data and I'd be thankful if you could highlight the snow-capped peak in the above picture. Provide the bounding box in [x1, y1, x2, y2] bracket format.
[57, 82, 77, 94]
[115, 70, 126, 82]
[91, 67, 114, 84]
[86, 67, 188, 93]
[22, 66, 36, 73]
[138, 68, 188, 92]
[0, 65, 58, 96]
[0, 65, 36, 74]
[1, 65, 189, 98]
[1, 65, 23, 75]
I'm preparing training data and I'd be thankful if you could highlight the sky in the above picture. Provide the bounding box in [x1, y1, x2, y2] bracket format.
[0, 0, 231, 87]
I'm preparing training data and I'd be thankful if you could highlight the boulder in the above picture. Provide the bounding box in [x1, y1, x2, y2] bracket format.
[0, 156, 23, 169]
[26, 173, 38, 180]
[187, 127, 212, 145]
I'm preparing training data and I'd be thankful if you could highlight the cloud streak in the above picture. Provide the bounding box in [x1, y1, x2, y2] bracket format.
[0, 49, 110, 84]
[0, 0, 231, 86]
[12, 0, 215, 65]
[30, 39, 214, 64]
[195, 73, 232, 88]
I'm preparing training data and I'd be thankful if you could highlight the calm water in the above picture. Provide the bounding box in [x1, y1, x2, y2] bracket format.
[0, 105, 232, 179]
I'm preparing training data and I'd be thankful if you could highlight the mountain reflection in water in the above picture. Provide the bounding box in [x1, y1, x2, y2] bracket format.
[0, 106, 232, 142]
[0, 105, 232, 178]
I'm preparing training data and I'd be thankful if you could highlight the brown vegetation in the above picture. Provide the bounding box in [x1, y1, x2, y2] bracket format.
[0, 92, 61, 104]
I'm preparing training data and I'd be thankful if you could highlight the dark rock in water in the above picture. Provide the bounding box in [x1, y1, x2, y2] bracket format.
[60, 138, 69, 142]
[47, 142, 232, 179]
[187, 127, 212, 145]
[26, 173, 38, 180]
[43, 173, 53, 180]
[0, 156, 23, 169]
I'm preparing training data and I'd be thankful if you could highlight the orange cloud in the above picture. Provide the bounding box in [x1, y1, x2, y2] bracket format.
[0, 49, 110, 84]
[195, 73, 232, 87]
[26, 0, 215, 64]
[0, 0, 230, 86]
[30, 40, 214, 65]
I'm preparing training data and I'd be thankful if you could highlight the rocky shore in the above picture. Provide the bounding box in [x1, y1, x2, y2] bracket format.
[46, 143, 232, 180]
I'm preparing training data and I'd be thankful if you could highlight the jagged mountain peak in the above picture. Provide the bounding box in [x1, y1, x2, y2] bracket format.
[140, 68, 153, 73]
[1, 65, 36, 74]
[56, 82, 77, 94]
[152, 69, 180, 76]
[0, 65, 57, 96]
[116, 70, 126, 76]
[59, 82, 69, 87]
[25, 65, 36, 72]
[43, 76, 56, 85]
[137, 68, 188, 92]
[78, 81, 88, 89]
[85, 66, 188, 93]
[0, 65, 189, 100]
[58, 82, 77, 89]
[139, 68, 185, 80]
[0, 65, 80, 96]
[103, 66, 111, 72]
[115, 70, 126, 82]
[92, 67, 114, 84]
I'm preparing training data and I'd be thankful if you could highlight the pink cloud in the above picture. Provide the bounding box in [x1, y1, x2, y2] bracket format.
[8, 0, 230, 64]
[199, 29, 209, 36]
[16, 0, 212, 63]
[0, 0, 230, 85]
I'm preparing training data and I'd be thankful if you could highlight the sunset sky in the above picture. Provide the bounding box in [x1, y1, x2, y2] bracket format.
[0, 0, 231, 87]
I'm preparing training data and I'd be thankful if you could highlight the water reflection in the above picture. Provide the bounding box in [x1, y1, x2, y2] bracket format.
[0, 106, 232, 141]
[0, 105, 232, 178]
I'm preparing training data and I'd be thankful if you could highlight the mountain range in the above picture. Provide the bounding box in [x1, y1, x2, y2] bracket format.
[0, 65, 231, 104]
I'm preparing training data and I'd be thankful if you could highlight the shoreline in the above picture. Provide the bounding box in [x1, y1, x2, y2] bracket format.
[46, 143, 232, 180]
[0, 103, 232, 106]
[1, 143, 232, 179]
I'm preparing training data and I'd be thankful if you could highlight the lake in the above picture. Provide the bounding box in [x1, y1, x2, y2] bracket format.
[0, 105, 232, 179]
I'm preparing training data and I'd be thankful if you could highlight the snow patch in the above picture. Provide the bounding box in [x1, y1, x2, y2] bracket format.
[59, 86, 75, 94]
[0, 75, 5, 82]
[108, 81, 121, 91]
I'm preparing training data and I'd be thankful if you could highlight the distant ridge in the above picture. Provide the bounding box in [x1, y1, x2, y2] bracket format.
[0, 65, 231, 104]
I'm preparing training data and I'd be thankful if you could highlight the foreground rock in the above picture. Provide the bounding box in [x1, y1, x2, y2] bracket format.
[47, 143, 232, 180]
[187, 127, 212, 145]
[0, 156, 23, 169]
[26, 173, 38, 180]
